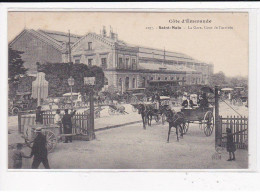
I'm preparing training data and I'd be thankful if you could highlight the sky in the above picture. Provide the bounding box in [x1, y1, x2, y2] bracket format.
[8, 12, 248, 77]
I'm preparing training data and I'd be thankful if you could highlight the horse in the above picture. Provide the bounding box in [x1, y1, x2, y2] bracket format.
[137, 104, 148, 129]
[165, 109, 185, 142]
[146, 104, 169, 126]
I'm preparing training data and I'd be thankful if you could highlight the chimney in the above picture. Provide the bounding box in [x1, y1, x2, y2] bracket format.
[102, 26, 107, 37]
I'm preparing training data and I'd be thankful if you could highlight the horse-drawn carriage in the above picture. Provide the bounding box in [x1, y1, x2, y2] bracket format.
[126, 88, 148, 104]
[108, 104, 128, 115]
[181, 106, 214, 136]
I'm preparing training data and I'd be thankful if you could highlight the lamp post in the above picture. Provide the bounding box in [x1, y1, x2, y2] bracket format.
[84, 77, 96, 140]
[68, 76, 75, 109]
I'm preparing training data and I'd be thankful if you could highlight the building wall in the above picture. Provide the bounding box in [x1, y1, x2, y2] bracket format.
[72, 34, 114, 70]
[10, 31, 63, 73]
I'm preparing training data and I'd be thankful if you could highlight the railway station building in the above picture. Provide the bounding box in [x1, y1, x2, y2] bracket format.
[9, 27, 213, 93]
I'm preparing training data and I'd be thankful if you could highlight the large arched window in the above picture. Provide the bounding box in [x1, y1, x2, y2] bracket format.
[118, 78, 122, 93]
[125, 77, 129, 90]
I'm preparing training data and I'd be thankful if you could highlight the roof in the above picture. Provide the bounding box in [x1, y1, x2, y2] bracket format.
[9, 28, 82, 52]
[38, 29, 82, 44]
[139, 62, 196, 73]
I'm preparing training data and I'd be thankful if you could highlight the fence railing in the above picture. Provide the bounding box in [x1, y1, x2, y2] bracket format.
[220, 116, 248, 149]
[18, 111, 88, 135]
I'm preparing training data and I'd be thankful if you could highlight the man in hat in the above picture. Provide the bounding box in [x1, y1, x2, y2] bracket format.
[199, 92, 209, 109]
[30, 127, 50, 169]
[35, 106, 44, 124]
[182, 94, 194, 108]
[62, 109, 76, 143]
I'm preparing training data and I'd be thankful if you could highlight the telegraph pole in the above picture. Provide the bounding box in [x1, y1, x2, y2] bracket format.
[215, 86, 221, 148]
[68, 30, 72, 64]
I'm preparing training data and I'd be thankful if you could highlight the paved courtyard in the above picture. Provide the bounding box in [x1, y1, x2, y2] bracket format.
[8, 102, 248, 169]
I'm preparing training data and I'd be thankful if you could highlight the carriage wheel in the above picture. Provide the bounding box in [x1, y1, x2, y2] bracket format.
[132, 106, 137, 112]
[108, 107, 115, 115]
[131, 96, 138, 104]
[45, 130, 57, 153]
[12, 107, 19, 115]
[202, 111, 214, 136]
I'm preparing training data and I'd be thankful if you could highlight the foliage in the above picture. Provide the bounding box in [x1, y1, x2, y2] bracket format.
[8, 47, 28, 99]
[208, 71, 227, 87]
[39, 63, 104, 97]
[209, 71, 248, 89]
[8, 47, 27, 82]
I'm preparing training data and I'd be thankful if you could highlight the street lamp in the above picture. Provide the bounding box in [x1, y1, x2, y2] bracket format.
[68, 76, 75, 109]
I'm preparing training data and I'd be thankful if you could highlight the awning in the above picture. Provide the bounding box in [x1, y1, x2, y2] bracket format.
[139, 62, 196, 73]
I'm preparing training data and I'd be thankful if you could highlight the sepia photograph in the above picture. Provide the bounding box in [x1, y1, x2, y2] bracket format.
[7, 11, 249, 170]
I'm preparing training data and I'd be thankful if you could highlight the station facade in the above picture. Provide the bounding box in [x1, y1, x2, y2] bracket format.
[9, 27, 214, 93]
[70, 27, 213, 93]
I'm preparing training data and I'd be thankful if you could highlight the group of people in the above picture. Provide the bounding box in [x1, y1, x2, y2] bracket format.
[12, 106, 77, 169]
[181, 92, 209, 109]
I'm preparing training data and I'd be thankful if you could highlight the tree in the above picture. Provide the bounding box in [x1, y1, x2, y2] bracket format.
[209, 71, 227, 87]
[8, 47, 28, 99]
[8, 47, 27, 82]
[39, 63, 105, 97]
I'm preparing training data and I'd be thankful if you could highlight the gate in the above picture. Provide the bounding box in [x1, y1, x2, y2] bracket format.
[18, 111, 88, 135]
[219, 116, 248, 149]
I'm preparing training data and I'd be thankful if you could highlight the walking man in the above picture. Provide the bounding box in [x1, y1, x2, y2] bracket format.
[62, 109, 76, 143]
[30, 128, 50, 169]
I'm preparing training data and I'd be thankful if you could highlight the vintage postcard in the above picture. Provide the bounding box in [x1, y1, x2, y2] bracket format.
[7, 11, 249, 170]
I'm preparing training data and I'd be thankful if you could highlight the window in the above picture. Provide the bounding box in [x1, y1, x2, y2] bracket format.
[119, 57, 123, 69]
[126, 58, 129, 69]
[75, 59, 80, 64]
[88, 42, 92, 50]
[177, 77, 179, 80]
[158, 77, 161, 80]
[101, 58, 107, 69]
[171, 77, 174, 80]
[150, 77, 154, 80]
[132, 78, 136, 88]
[142, 77, 146, 88]
[132, 59, 137, 70]
[88, 59, 93, 66]
[125, 77, 130, 90]
[165, 77, 168, 80]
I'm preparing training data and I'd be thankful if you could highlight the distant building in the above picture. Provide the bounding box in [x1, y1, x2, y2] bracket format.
[71, 26, 213, 92]
[9, 27, 213, 93]
[9, 29, 82, 74]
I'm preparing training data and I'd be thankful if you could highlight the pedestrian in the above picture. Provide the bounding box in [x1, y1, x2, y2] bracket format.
[35, 106, 44, 124]
[62, 109, 76, 143]
[30, 127, 50, 169]
[54, 109, 62, 142]
[12, 143, 31, 169]
[226, 128, 236, 161]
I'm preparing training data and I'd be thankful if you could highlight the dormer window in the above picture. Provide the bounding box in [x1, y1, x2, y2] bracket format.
[88, 42, 92, 50]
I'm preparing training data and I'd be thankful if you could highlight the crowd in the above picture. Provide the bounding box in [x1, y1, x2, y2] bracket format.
[12, 106, 77, 169]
